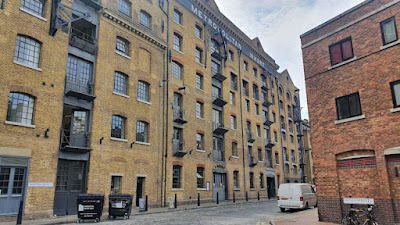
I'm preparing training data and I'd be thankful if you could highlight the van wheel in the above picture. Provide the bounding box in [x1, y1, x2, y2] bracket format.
[304, 202, 309, 210]
[280, 208, 285, 212]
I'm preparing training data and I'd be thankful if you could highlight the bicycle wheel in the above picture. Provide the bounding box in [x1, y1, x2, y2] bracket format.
[368, 221, 378, 225]
[341, 216, 357, 225]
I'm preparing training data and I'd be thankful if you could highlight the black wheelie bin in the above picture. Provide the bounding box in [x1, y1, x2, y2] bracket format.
[77, 194, 105, 223]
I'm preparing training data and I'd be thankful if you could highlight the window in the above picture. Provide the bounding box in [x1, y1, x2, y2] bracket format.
[111, 115, 126, 139]
[381, 17, 398, 45]
[243, 80, 249, 96]
[140, 11, 151, 28]
[286, 92, 291, 101]
[21, 0, 44, 17]
[249, 172, 254, 189]
[230, 92, 235, 105]
[174, 9, 182, 25]
[114, 72, 128, 95]
[260, 173, 264, 189]
[274, 131, 277, 142]
[282, 132, 286, 141]
[196, 133, 204, 150]
[272, 94, 275, 105]
[197, 167, 204, 188]
[336, 92, 362, 120]
[253, 84, 259, 100]
[136, 121, 148, 143]
[293, 165, 298, 174]
[278, 87, 283, 96]
[195, 47, 203, 64]
[231, 115, 237, 129]
[329, 37, 354, 66]
[116, 37, 129, 56]
[159, 0, 165, 8]
[228, 50, 234, 61]
[111, 176, 122, 194]
[275, 153, 279, 164]
[391, 80, 400, 108]
[279, 100, 283, 110]
[118, 0, 131, 16]
[291, 150, 296, 163]
[138, 81, 150, 102]
[195, 25, 202, 39]
[245, 99, 250, 112]
[172, 165, 181, 189]
[255, 104, 259, 116]
[233, 171, 239, 189]
[256, 125, 261, 137]
[258, 149, 262, 161]
[14, 35, 41, 68]
[232, 142, 237, 157]
[243, 61, 248, 71]
[172, 61, 182, 79]
[196, 73, 203, 90]
[173, 33, 182, 51]
[7, 92, 35, 125]
[290, 135, 294, 143]
[253, 68, 257, 78]
[196, 101, 204, 118]
[272, 112, 276, 122]
[231, 73, 238, 90]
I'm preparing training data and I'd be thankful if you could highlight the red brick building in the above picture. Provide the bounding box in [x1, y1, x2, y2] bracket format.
[301, 0, 400, 224]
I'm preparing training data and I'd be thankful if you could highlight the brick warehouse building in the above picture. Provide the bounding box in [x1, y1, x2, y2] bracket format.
[0, 0, 306, 218]
[301, 0, 400, 224]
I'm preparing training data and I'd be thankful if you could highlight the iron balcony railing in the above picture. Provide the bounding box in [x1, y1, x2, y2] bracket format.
[243, 88, 249, 97]
[172, 139, 187, 157]
[214, 150, 225, 162]
[60, 128, 90, 151]
[249, 155, 257, 167]
[173, 107, 187, 124]
[65, 76, 94, 96]
[231, 82, 238, 90]
[247, 132, 255, 143]
[70, 27, 96, 45]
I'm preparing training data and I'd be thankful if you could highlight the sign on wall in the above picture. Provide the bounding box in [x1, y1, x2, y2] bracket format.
[343, 198, 375, 205]
[28, 182, 54, 187]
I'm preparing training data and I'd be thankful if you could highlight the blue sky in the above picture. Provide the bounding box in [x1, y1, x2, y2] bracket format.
[214, 0, 365, 119]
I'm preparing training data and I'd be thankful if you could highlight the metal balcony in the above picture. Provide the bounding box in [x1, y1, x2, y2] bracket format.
[262, 99, 272, 107]
[212, 72, 227, 82]
[173, 139, 187, 157]
[212, 94, 228, 107]
[60, 129, 91, 153]
[249, 155, 257, 167]
[231, 82, 238, 90]
[243, 88, 249, 97]
[247, 132, 255, 143]
[211, 50, 223, 61]
[214, 150, 225, 162]
[297, 133, 304, 137]
[173, 108, 187, 124]
[213, 122, 229, 135]
[261, 83, 269, 91]
[265, 138, 275, 148]
[263, 118, 273, 126]
[69, 27, 97, 54]
[65, 78, 95, 102]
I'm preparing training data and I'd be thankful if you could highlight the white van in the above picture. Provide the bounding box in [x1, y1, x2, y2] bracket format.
[277, 183, 317, 212]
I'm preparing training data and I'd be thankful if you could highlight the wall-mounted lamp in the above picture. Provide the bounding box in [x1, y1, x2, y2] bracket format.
[130, 142, 135, 148]
[207, 153, 212, 158]
[44, 129, 50, 138]
[178, 86, 186, 91]
[100, 137, 104, 144]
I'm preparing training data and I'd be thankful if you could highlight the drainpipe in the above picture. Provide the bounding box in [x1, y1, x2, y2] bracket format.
[275, 76, 286, 183]
[160, 0, 170, 208]
[237, 49, 247, 192]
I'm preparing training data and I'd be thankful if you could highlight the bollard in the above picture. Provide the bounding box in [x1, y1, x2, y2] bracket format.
[246, 191, 248, 201]
[258, 191, 260, 201]
[216, 192, 219, 204]
[174, 194, 177, 209]
[16, 200, 23, 225]
[198, 193, 200, 206]
[145, 195, 148, 211]
[233, 192, 235, 203]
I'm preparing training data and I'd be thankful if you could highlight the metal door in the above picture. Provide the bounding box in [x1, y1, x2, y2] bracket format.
[213, 173, 226, 202]
[69, 111, 88, 148]
[267, 177, 276, 198]
[136, 177, 144, 207]
[54, 160, 86, 216]
[0, 167, 26, 216]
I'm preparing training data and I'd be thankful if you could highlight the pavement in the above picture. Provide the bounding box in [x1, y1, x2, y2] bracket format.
[272, 208, 337, 225]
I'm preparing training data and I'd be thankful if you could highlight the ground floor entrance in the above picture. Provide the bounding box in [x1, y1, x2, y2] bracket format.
[267, 177, 276, 198]
[136, 177, 145, 207]
[0, 165, 28, 216]
[213, 172, 227, 202]
[53, 159, 87, 216]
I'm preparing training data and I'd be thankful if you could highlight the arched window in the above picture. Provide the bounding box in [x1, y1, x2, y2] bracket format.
[7, 92, 35, 125]
[111, 115, 126, 139]
[136, 121, 149, 143]
[138, 81, 150, 102]
[14, 35, 41, 68]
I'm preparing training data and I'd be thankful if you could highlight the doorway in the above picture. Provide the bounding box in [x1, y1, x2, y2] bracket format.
[213, 173, 226, 202]
[136, 177, 145, 207]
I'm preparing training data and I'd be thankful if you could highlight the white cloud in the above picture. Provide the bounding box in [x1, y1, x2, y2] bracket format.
[214, 0, 365, 119]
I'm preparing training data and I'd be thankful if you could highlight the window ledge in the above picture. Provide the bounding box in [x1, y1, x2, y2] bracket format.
[174, 21, 184, 27]
[250, 188, 256, 191]
[234, 188, 240, 191]
[5, 121, 36, 129]
[20, 7, 47, 21]
[115, 50, 131, 60]
[328, 57, 357, 70]
[13, 60, 42, 72]
[258, 161, 263, 163]
[172, 188, 184, 191]
[380, 39, 400, 50]
[196, 62, 205, 67]
[113, 92, 130, 99]
[197, 188, 207, 191]
[110, 137, 128, 142]
[136, 141, 150, 146]
[137, 99, 152, 105]
[334, 114, 365, 125]
[231, 156, 239, 159]
[196, 117, 205, 120]
[174, 49, 184, 55]
[197, 149, 206, 153]
[196, 36, 203, 41]
[196, 88, 204, 92]
[390, 108, 400, 113]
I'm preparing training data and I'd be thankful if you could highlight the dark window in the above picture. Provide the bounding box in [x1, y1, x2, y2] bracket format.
[118, 0, 131, 16]
[245, 99, 250, 112]
[275, 152, 279, 164]
[116, 37, 129, 55]
[231, 73, 238, 90]
[111, 115, 125, 139]
[233, 171, 239, 189]
[253, 68, 257, 78]
[232, 142, 237, 157]
[195, 47, 202, 64]
[12, 168, 25, 194]
[196, 133, 204, 150]
[138, 81, 150, 102]
[14, 35, 41, 68]
[329, 37, 354, 65]
[21, 0, 44, 17]
[174, 9, 182, 25]
[336, 92, 362, 120]
[258, 149, 262, 161]
[381, 17, 398, 45]
[243, 80, 249, 96]
[172, 165, 181, 188]
[243, 61, 248, 71]
[0, 168, 11, 195]
[136, 121, 148, 143]
[390, 80, 400, 108]
[291, 150, 296, 163]
[196, 73, 203, 90]
[140, 11, 151, 28]
[228, 50, 234, 61]
[66, 55, 93, 92]
[172, 61, 182, 79]
[111, 176, 121, 194]
[114, 72, 128, 95]
[253, 84, 259, 100]
[249, 172, 254, 189]
[197, 167, 204, 188]
[7, 92, 35, 125]
[260, 173, 264, 189]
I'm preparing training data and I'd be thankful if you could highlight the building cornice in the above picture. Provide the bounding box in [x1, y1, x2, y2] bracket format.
[101, 9, 167, 50]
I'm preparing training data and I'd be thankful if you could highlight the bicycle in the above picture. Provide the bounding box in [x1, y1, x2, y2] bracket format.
[341, 208, 360, 225]
[341, 206, 378, 225]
